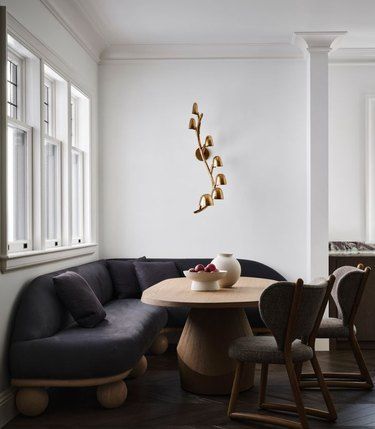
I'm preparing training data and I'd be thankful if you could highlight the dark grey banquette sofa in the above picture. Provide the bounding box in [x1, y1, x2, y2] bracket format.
[10, 257, 285, 416]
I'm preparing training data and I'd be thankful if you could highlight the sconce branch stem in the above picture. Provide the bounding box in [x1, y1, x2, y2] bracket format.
[196, 114, 215, 188]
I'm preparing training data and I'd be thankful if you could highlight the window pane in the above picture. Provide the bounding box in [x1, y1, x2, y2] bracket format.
[45, 142, 58, 240]
[72, 150, 83, 241]
[7, 126, 28, 242]
[7, 60, 18, 120]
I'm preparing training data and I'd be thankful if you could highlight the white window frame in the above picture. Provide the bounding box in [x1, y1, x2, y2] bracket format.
[71, 94, 78, 147]
[44, 136, 62, 249]
[71, 146, 84, 245]
[0, 19, 97, 272]
[43, 76, 55, 138]
[7, 48, 25, 122]
[7, 118, 33, 253]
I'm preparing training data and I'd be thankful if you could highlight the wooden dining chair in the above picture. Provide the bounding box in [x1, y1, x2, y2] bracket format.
[300, 264, 373, 390]
[227, 277, 336, 429]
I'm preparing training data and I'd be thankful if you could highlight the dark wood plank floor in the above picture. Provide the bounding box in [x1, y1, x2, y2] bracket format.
[6, 347, 375, 428]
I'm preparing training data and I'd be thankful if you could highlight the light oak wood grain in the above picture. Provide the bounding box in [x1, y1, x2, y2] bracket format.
[141, 277, 275, 308]
[141, 277, 275, 394]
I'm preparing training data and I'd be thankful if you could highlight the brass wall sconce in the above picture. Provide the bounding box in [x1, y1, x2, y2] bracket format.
[189, 102, 227, 214]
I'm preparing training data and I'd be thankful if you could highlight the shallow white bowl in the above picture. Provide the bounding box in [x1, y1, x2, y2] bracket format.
[183, 270, 228, 291]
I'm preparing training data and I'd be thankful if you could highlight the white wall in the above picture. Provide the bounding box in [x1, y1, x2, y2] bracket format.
[329, 64, 375, 241]
[0, 0, 98, 423]
[99, 59, 308, 281]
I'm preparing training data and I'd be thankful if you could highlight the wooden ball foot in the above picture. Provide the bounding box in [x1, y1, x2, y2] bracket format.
[16, 387, 49, 417]
[150, 334, 168, 355]
[128, 355, 148, 379]
[96, 380, 127, 409]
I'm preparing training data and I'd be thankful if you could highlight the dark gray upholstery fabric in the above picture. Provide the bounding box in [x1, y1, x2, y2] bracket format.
[10, 299, 167, 379]
[245, 307, 266, 329]
[229, 336, 313, 364]
[331, 266, 364, 325]
[134, 261, 181, 291]
[259, 279, 327, 350]
[107, 257, 146, 299]
[54, 271, 106, 328]
[166, 307, 190, 327]
[11, 261, 113, 342]
[317, 317, 356, 338]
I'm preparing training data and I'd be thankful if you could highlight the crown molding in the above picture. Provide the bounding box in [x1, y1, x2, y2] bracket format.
[100, 42, 304, 62]
[295, 31, 347, 53]
[40, 0, 107, 63]
[330, 47, 375, 64]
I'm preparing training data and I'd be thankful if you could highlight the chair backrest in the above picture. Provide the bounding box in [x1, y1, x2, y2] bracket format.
[331, 265, 370, 326]
[259, 278, 332, 351]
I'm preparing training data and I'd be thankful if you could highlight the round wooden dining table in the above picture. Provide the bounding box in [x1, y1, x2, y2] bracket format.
[142, 276, 275, 395]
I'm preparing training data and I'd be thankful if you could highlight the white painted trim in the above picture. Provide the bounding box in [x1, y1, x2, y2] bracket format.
[0, 243, 97, 272]
[100, 42, 304, 62]
[0, 387, 17, 428]
[366, 95, 375, 243]
[7, 13, 95, 97]
[295, 31, 347, 53]
[330, 47, 375, 64]
[39, 0, 105, 63]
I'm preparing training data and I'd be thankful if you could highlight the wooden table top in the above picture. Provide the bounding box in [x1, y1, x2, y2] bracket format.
[141, 276, 276, 308]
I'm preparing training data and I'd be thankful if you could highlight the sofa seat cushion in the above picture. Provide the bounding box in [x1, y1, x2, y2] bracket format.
[10, 299, 168, 380]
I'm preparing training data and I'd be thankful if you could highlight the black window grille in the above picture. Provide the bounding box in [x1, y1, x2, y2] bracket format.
[7, 59, 18, 119]
[44, 84, 50, 132]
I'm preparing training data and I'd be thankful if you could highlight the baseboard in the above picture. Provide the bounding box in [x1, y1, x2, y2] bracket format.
[0, 387, 17, 428]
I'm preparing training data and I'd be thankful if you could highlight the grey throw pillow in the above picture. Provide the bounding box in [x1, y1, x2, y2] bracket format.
[54, 271, 106, 328]
[134, 261, 180, 292]
[107, 256, 146, 299]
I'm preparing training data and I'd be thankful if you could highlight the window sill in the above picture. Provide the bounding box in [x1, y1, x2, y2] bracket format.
[0, 243, 98, 273]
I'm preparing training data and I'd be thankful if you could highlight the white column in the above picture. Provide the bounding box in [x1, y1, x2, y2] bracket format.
[295, 32, 346, 281]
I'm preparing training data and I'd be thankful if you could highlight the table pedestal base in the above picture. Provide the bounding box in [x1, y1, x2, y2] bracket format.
[177, 308, 254, 395]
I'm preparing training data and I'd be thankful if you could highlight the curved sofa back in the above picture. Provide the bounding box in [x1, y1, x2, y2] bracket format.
[11, 261, 113, 342]
[11, 258, 285, 343]
[145, 258, 286, 282]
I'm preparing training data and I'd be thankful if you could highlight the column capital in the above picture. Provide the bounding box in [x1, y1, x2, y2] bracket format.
[295, 31, 347, 53]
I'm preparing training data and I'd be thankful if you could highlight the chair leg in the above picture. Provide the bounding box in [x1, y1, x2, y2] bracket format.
[350, 333, 374, 388]
[310, 354, 337, 421]
[294, 362, 303, 382]
[285, 359, 309, 429]
[300, 334, 373, 389]
[259, 363, 268, 408]
[227, 361, 243, 416]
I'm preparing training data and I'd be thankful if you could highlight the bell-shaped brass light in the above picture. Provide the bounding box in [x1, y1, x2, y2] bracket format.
[194, 193, 214, 213]
[212, 187, 224, 200]
[192, 102, 199, 115]
[212, 155, 223, 168]
[189, 118, 197, 130]
[205, 135, 214, 147]
[215, 173, 227, 186]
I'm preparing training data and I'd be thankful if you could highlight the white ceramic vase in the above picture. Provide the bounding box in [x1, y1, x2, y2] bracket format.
[211, 253, 241, 288]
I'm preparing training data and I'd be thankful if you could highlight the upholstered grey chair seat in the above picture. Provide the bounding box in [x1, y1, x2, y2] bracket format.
[10, 299, 167, 380]
[229, 336, 313, 364]
[317, 317, 356, 338]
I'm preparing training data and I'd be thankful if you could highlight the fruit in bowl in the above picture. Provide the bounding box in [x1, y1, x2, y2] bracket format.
[189, 263, 218, 273]
[183, 265, 227, 291]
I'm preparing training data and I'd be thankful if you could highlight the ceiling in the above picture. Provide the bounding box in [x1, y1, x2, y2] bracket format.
[72, 0, 375, 47]
[44, 0, 375, 61]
